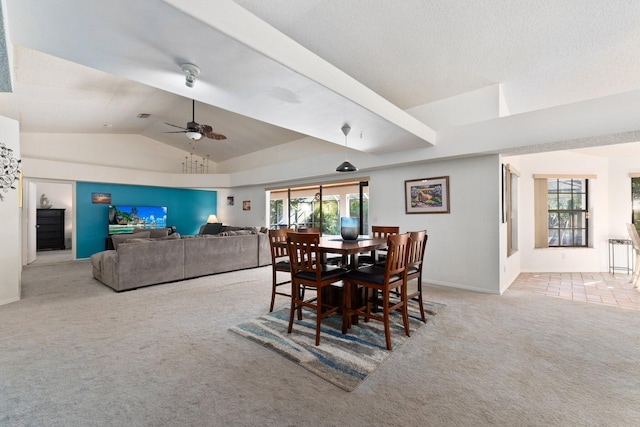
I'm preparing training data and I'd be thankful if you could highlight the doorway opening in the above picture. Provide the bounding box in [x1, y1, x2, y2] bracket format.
[24, 179, 74, 265]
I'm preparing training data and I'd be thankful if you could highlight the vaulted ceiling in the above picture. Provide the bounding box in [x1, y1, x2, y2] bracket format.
[2, 0, 640, 168]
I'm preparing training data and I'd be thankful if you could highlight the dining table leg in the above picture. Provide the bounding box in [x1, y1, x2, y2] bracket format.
[341, 278, 351, 334]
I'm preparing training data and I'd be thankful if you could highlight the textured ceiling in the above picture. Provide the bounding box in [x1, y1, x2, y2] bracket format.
[235, 0, 640, 113]
[1, 0, 640, 165]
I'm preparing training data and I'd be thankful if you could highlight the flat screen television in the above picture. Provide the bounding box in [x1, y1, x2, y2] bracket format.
[108, 205, 167, 235]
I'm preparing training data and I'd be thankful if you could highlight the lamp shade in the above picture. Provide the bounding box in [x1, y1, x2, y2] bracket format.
[207, 214, 219, 223]
[335, 124, 357, 172]
[336, 160, 357, 172]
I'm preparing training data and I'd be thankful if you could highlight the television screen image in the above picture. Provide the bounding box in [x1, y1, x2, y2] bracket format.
[108, 205, 167, 234]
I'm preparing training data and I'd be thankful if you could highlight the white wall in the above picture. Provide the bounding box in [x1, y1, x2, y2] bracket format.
[21, 133, 190, 173]
[499, 156, 522, 293]
[227, 155, 502, 294]
[368, 155, 500, 294]
[510, 151, 610, 272]
[0, 115, 21, 305]
[607, 155, 638, 238]
[221, 186, 267, 227]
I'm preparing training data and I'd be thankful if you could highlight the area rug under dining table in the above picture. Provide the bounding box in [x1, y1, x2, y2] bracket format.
[229, 301, 445, 391]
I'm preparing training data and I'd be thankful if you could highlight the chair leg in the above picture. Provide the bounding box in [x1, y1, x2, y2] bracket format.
[401, 297, 410, 338]
[416, 277, 426, 323]
[382, 288, 392, 351]
[342, 280, 350, 334]
[315, 286, 322, 346]
[287, 281, 298, 334]
[269, 270, 277, 312]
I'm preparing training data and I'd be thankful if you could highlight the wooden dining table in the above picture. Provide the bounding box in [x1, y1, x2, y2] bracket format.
[317, 236, 388, 269]
[313, 236, 388, 315]
[275, 234, 388, 318]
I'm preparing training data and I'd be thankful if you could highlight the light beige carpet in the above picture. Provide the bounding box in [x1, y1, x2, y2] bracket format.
[1, 260, 639, 426]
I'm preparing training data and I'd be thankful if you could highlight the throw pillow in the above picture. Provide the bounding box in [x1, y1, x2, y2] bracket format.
[112, 231, 151, 250]
[202, 222, 223, 235]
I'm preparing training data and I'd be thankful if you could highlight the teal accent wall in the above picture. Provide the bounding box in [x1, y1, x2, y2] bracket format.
[76, 182, 216, 258]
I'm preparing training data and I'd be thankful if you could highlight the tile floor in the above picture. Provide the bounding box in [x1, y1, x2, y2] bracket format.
[509, 272, 640, 311]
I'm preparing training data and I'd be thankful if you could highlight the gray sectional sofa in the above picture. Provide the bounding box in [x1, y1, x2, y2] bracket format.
[90, 227, 271, 292]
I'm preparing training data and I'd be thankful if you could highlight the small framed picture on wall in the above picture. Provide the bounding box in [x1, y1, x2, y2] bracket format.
[242, 200, 251, 211]
[227, 196, 234, 206]
[92, 192, 111, 204]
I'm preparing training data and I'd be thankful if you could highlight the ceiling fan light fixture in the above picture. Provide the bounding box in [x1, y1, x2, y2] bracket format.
[185, 130, 202, 141]
[336, 123, 357, 172]
[181, 63, 200, 88]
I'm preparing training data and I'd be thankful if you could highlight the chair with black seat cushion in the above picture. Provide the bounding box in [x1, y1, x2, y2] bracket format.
[406, 230, 428, 322]
[268, 228, 294, 312]
[342, 233, 412, 351]
[287, 232, 348, 346]
[359, 225, 399, 266]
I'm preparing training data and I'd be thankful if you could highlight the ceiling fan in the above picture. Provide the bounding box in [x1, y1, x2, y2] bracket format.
[165, 100, 227, 141]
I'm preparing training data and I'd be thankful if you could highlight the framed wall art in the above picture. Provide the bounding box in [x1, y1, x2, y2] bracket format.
[92, 192, 111, 204]
[242, 200, 251, 211]
[405, 176, 450, 214]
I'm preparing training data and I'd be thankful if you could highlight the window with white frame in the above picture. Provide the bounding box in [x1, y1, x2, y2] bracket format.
[534, 175, 594, 248]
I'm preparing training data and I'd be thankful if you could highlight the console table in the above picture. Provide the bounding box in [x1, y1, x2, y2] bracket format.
[608, 238, 633, 275]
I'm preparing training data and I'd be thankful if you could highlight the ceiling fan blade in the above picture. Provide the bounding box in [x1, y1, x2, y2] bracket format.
[164, 131, 188, 134]
[205, 131, 227, 140]
[197, 124, 212, 133]
[198, 124, 227, 140]
[164, 122, 187, 130]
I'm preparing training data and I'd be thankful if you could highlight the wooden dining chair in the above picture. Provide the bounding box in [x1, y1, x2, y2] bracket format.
[268, 228, 294, 312]
[359, 225, 399, 266]
[287, 232, 348, 346]
[297, 227, 320, 233]
[406, 230, 428, 322]
[342, 233, 412, 351]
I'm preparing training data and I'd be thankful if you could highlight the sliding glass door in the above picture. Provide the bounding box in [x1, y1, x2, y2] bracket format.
[268, 180, 368, 235]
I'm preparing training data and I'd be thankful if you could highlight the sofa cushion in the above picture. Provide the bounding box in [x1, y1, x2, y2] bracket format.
[112, 231, 151, 250]
[184, 234, 258, 278]
[132, 227, 170, 238]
